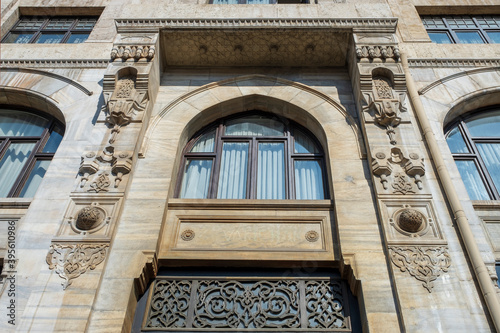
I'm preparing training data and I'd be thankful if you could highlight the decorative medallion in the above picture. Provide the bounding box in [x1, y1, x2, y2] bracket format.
[375, 152, 386, 159]
[46, 243, 109, 289]
[305, 230, 320, 242]
[409, 153, 419, 160]
[397, 208, 425, 233]
[389, 246, 451, 292]
[75, 206, 103, 231]
[181, 229, 195, 241]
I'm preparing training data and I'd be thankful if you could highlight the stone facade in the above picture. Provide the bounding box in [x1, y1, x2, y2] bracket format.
[0, 0, 499, 332]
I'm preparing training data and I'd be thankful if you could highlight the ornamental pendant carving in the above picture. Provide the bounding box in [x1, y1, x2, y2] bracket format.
[46, 243, 108, 289]
[389, 246, 451, 292]
[392, 173, 415, 194]
[88, 172, 111, 193]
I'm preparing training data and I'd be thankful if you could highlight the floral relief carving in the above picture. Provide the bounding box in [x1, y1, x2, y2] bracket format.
[392, 173, 415, 194]
[46, 243, 109, 289]
[355, 45, 400, 61]
[110, 45, 155, 61]
[389, 246, 451, 292]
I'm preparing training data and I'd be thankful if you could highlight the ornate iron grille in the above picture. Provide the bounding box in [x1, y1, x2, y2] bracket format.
[143, 277, 351, 332]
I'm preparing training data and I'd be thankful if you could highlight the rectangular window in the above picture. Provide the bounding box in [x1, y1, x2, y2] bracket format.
[422, 15, 500, 44]
[2, 17, 98, 44]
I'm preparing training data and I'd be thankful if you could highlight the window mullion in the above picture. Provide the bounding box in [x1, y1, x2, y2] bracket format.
[210, 124, 225, 198]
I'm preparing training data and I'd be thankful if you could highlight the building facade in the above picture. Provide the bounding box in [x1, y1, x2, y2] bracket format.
[0, 0, 500, 332]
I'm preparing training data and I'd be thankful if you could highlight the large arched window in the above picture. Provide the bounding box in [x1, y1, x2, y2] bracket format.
[0, 108, 64, 197]
[445, 107, 500, 200]
[176, 112, 328, 200]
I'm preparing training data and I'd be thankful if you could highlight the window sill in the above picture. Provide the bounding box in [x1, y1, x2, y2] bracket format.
[0, 198, 32, 209]
[168, 198, 333, 210]
[472, 200, 500, 210]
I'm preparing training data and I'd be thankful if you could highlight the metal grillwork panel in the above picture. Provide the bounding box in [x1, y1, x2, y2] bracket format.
[144, 277, 351, 332]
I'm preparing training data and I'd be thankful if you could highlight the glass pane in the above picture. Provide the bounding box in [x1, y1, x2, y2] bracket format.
[75, 18, 97, 30]
[496, 264, 500, 288]
[35, 33, 65, 44]
[428, 32, 453, 44]
[0, 110, 48, 136]
[190, 130, 215, 152]
[3, 33, 34, 43]
[477, 16, 500, 28]
[446, 127, 469, 153]
[66, 33, 89, 44]
[466, 110, 500, 137]
[43, 125, 64, 153]
[476, 143, 500, 193]
[212, 0, 239, 3]
[294, 129, 319, 154]
[294, 160, 324, 200]
[455, 160, 490, 200]
[19, 160, 50, 197]
[45, 18, 74, 30]
[422, 17, 446, 29]
[257, 142, 285, 199]
[248, 0, 272, 3]
[447, 16, 476, 28]
[226, 116, 284, 136]
[180, 159, 212, 199]
[456, 31, 484, 44]
[0, 143, 36, 197]
[217, 142, 249, 199]
[487, 32, 500, 43]
[16, 18, 45, 30]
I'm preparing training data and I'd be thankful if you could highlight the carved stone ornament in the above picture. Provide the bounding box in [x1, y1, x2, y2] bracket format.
[89, 172, 111, 193]
[305, 230, 320, 242]
[104, 76, 148, 144]
[75, 206, 103, 230]
[364, 77, 406, 145]
[397, 208, 425, 233]
[46, 243, 109, 289]
[79, 152, 99, 188]
[355, 45, 400, 61]
[389, 246, 451, 292]
[372, 147, 425, 192]
[180, 229, 195, 241]
[110, 45, 155, 61]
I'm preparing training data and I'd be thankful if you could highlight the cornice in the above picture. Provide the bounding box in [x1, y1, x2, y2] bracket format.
[0, 59, 109, 69]
[115, 18, 398, 33]
[408, 58, 500, 68]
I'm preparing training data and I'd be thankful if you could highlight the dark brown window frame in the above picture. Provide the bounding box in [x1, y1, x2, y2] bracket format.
[1, 16, 98, 44]
[175, 111, 329, 200]
[0, 106, 64, 197]
[445, 107, 500, 200]
[422, 15, 500, 44]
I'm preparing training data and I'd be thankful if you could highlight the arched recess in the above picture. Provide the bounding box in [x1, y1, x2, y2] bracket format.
[142, 74, 365, 160]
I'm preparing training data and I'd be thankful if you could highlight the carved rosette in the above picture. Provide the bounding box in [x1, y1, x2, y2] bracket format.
[46, 243, 109, 289]
[389, 246, 451, 292]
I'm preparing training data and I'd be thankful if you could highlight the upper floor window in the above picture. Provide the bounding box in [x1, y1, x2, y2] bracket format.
[176, 112, 327, 200]
[0, 108, 64, 197]
[1, 16, 98, 44]
[422, 15, 500, 44]
[445, 108, 500, 200]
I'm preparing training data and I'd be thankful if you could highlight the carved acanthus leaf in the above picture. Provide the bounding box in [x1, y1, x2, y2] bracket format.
[110, 45, 155, 61]
[389, 246, 451, 292]
[46, 243, 108, 289]
[355, 45, 400, 61]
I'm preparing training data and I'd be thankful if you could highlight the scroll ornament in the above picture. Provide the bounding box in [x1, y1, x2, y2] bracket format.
[389, 246, 451, 292]
[46, 243, 109, 289]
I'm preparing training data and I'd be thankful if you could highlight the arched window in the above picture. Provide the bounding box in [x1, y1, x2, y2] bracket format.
[176, 112, 328, 200]
[0, 108, 64, 197]
[445, 107, 500, 200]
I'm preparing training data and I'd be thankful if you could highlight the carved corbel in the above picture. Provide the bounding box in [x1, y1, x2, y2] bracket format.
[389, 245, 451, 292]
[112, 151, 133, 187]
[79, 152, 99, 188]
[372, 152, 392, 189]
[403, 153, 425, 190]
[110, 45, 156, 61]
[46, 243, 108, 289]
